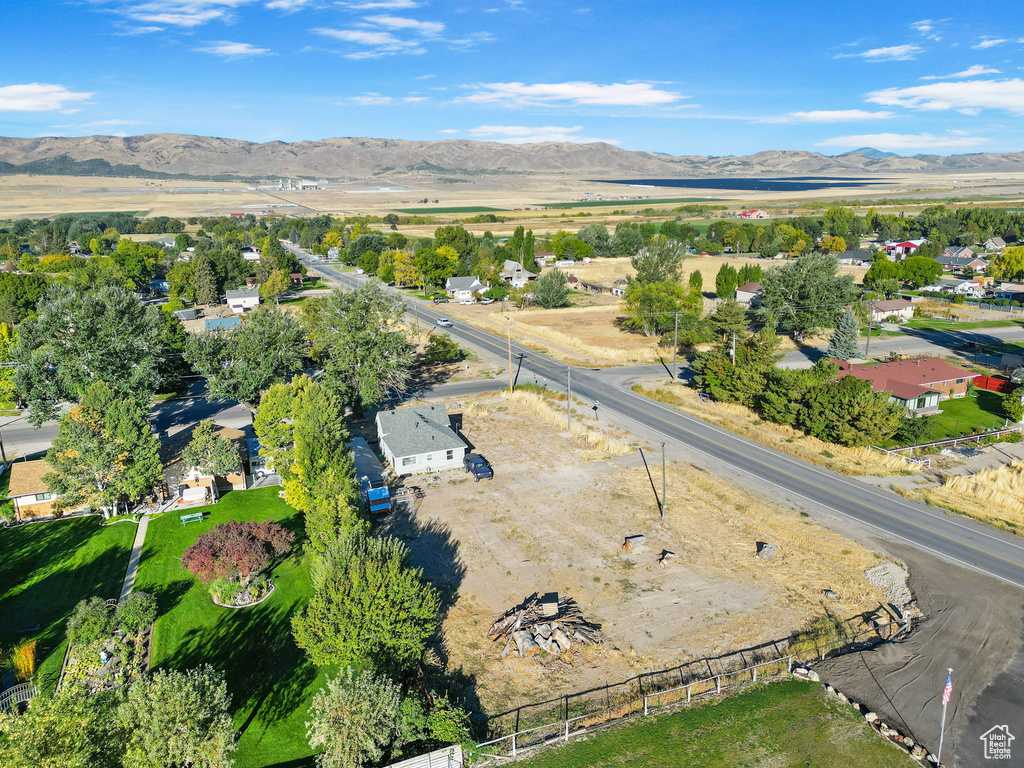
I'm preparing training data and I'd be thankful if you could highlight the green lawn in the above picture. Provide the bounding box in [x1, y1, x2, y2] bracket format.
[0, 516, 136, 692]
[515, 680, 908, 768]
[134, 488, 326, 768]
[904, 317, 1024, 331]
[928, 390, 1008, 438]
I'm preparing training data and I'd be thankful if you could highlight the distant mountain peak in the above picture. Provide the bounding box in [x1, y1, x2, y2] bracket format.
[836, 147, 901, 160]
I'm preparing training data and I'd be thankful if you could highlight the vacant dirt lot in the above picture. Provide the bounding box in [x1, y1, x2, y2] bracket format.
[383, 392, 890, 717]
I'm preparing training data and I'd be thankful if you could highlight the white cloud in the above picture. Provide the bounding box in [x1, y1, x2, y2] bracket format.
[342, 0, 419, 7]
[757, 109, 896, 123]
[438, 128, 458, 134]
[0, 83, 94, 112]
[265, 0, 315, 9]
[910, 18, 947, 41]
[921, 64, 1002, 80]
[414, 74, 436, 79]
[363, 15, 444, 35]
[816, 132, 990, 150]
[972, 38, 1009, 49]
[459, 125, 619, 144]
[351, 93, 392, 104]
[196, 41, 271, 57]
[836, 44, 923, 61]
[403, 96, 427, 102]
[866, 78, 1024, 114]
[314, 27, 426, 56]
[458, 81, 684, 107]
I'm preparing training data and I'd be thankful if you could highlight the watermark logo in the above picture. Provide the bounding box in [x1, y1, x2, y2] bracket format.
[980, 725, 1015, 760]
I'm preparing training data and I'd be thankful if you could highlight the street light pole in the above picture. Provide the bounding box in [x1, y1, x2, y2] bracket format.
[672, 312, 679, 383]
[504, 315, 513, 391]
[661, 441, 666, 517]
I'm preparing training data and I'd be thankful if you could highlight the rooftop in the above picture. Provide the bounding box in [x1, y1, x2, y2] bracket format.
[835, 356, 973, 399]
[868, 298, 913, 312]
[225, 288, 260, 300]
[8, 459, 54, 498]
[377, 404, 466, 457]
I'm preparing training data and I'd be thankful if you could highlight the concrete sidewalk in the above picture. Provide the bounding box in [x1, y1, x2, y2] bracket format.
[118, 515, 149, 603]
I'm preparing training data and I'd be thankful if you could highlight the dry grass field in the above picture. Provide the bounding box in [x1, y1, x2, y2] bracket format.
[901, 461, 1024, 535]
[384, 390, 889, 716]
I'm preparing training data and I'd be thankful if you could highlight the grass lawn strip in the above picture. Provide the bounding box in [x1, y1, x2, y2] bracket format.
[0, 516, 136, 692]
[904, 317, 1024, 331]
[515, 679, 911, 768]
[133, 488, 325, 768]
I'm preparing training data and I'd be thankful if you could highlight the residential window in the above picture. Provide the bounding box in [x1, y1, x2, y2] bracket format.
[402, 457, 416, 467]
[35, 492, 52, 502]
[426, 454, 433, 461]
[956, 378, 965, 384]
[916, 397, 927, 410]
[446, 449, 454, 460]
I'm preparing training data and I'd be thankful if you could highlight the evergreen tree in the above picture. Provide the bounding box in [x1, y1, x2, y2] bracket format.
[193, 255, 219, 306]
[532, 269, 571, 308]
[688, 270, 703, 293]
[826, 310, 861, 360]
[715, 264, 738, 298]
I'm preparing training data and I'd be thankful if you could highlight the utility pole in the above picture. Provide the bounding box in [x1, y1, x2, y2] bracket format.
[865, 320, 872, 358]
[672, 312, 679, 382]
[566, 367, 572, 433]
[661, 441, 666, 517]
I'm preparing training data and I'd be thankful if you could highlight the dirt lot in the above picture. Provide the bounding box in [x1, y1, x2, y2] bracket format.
[383, 392, 891, 717]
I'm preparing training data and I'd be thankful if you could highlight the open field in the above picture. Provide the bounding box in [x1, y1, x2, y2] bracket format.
[899, 460, 1024, 537]
[133, 488, 323, 768]
[515, 679, 911, 768]
[632, 382, 914, 476]
[384, 391, 888, 717]
[5, 171, 1024, 234]
[0, 516, 135, 692]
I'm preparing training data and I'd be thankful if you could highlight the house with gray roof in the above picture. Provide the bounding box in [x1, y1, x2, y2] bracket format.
[984, 236, 1007, 252]
[445, 276, 486, 300]
[375, 404, 466, 476]
[226, 287, 260, 314]
[935, 252, 988, 273]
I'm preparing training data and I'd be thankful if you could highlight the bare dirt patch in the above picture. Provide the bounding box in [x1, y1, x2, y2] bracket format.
[385, 391, 889, 717]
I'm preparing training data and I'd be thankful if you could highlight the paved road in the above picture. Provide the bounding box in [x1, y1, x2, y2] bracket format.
[288, 242, 1024, 592]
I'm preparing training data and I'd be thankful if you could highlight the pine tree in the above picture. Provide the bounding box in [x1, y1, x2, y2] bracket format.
[826, 310, 861, 360]
[193, 256, 219, 306]
[688, 270, 703, 293]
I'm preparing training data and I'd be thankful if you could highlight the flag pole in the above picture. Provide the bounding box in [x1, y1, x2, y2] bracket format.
[937, 667, 953, 765]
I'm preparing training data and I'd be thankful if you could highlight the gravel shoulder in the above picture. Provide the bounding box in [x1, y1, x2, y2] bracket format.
[815, 542, 1024, 766]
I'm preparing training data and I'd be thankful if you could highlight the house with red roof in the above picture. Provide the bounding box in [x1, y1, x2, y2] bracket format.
[834, 356, 974, 415]
[736, 209, 769, 219]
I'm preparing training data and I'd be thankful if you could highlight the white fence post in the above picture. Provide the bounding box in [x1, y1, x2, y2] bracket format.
[716, 676, 721, 694]
[511, 733, 517, 758]
[687, 684, 691, 703]
[752, 666, 757, 683]
[564, 719, 569, 741]
[643, 695, 648, 716]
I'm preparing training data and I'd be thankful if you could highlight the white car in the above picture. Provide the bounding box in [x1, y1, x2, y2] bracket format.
[436, 317, 453, 327]
[460, 299, 476, 305]
[480, 297, 495, 305]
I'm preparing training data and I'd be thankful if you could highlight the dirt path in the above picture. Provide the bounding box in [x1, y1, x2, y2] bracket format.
[815, 542, 1024, 766]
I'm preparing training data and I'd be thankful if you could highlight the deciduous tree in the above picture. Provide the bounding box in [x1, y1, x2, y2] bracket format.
[182, 419, 242, 477]
[532, 268, 571, 308]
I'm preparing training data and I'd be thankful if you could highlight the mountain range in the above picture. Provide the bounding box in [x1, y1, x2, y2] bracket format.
[0, 134, 1023, 180]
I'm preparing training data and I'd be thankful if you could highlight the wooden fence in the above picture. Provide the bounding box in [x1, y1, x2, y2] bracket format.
[474, 624, 886, 762]
[973, 375, 1015, 393]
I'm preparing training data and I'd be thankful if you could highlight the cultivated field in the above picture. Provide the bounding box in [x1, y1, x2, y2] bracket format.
[380, 390, 890, 716]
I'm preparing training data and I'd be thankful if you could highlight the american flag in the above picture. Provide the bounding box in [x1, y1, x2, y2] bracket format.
[941, 670, 953, 706]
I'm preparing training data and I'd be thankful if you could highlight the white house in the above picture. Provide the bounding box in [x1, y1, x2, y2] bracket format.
[241, 246, 262, 262]
[868, 298, 914, 323]
[885, 239, 926, 259]
[375, 404, 467, 477]
[501, 260, 538, 289]
[736, 209, 769, 219]
[445, 276, 486, 301]
[735, 281, 762, 305]
[984, 237, 1007, 253]
[225, 288, 261, 314]
[920, 278, 984, 297]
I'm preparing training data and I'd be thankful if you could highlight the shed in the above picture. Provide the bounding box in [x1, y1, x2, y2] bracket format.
[375, 404, 466, 476]
[174, 308, 201, 321]
[205, 316, 241, 332]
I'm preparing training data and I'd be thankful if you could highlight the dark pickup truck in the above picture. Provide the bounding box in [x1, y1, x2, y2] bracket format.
[464, 453, 494, 481]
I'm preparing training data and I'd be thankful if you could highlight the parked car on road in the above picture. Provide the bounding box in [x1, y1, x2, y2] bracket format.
[433, 297, 449, 304]
[464, 453, 493, 481]
[460, 299, 476, 305]
[436, 317, 453, 327]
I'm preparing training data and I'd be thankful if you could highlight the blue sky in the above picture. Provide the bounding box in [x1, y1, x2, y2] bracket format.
[1, 0, 1022, 155]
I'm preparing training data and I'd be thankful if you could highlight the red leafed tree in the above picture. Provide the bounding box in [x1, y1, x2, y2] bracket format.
[182, 520, 295, 586]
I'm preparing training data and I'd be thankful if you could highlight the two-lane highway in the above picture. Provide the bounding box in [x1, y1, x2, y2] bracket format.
[288, 244, 1024, 590]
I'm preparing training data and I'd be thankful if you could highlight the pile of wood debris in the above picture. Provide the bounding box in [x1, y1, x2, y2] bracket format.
[487, 592, 603, 658]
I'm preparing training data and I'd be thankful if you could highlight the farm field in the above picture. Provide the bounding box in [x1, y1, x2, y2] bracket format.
[133, 488, 324, 768]
[385, 390, 889, 719]
[515, 679, 912, 768]
[0, 516, 135, 692]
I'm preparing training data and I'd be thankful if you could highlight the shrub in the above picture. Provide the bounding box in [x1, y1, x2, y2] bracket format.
[424, 334, 465, 364]
[182, 520, 295, 588]
[66, 597, 113, 646]
[12, 639, 37, 681]
[115, 591, 157, 635]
